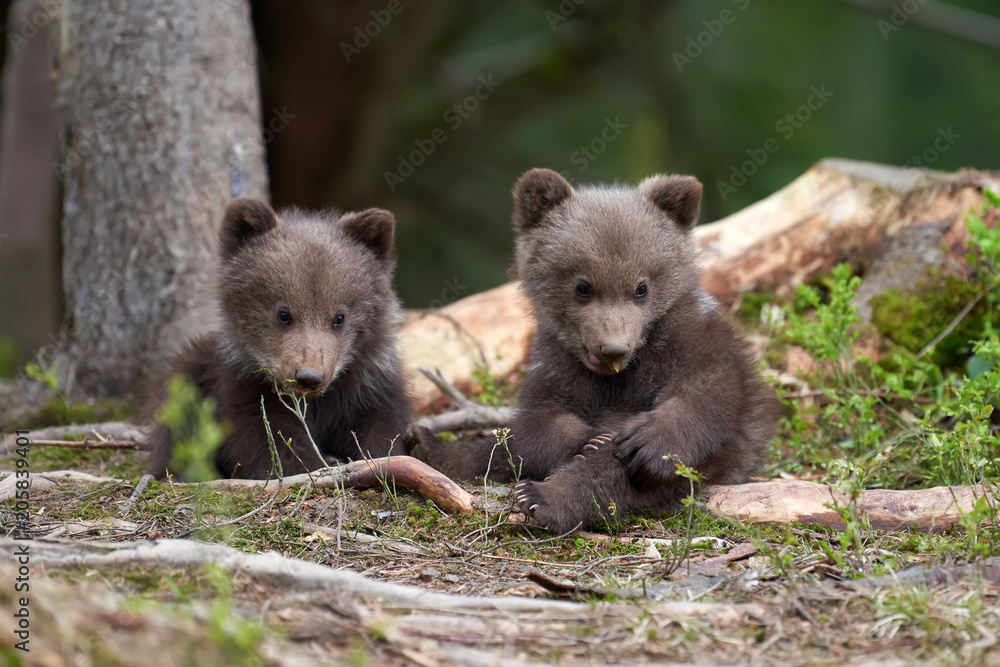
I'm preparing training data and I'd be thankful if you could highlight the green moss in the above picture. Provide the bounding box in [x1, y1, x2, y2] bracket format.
[17, 396, 136, 430]
[869, 276, 989, 368]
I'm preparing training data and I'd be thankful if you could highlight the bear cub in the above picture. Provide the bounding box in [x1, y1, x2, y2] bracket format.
[415, 169, 779, 533]
[147, 198, 411, 480]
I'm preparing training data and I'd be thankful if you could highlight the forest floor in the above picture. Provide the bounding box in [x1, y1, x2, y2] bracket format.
[2, 442, 999, 666]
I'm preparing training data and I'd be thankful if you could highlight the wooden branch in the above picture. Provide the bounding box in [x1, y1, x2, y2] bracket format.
[705, 479, 990, 532]
[202, 456, 473, 514]
[5, 456, 473, 514]
[0, 421, 148, 453]
[397, 160, 1000, 413]
[415, 367, 515, 433]
[30, 439, 140, 450]
[116, 474, 153, 518]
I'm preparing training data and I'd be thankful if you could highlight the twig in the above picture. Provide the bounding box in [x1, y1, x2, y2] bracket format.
[416, 367, 516, 433]
[456, 521, 584, 559]
[175, 479, 284, 538]
[117, 474, 154, 518]
[28, 439, 140, 450]
[916, 289, 987, 359]
[0, 422, 148, 452]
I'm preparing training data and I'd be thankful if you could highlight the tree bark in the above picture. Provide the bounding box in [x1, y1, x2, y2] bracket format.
[51, 0, 268, 398]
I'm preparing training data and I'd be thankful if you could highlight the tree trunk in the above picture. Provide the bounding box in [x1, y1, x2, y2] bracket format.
[51, 0, 268, 398]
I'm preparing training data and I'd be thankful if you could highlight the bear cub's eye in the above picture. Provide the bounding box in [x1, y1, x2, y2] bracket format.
[635, 282, 648, 298]
[333, 313, 346, 328]
[276, 308, 292, 325]
[575, 282, 592, 298]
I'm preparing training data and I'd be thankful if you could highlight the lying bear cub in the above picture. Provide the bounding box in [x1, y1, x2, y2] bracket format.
[412, 168, 779, 533]
[147, 198, 410, 480]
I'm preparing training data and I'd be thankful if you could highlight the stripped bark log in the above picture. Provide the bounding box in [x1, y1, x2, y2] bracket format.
[415, 368, 515, 433]
[202, 456, 475, 514]
[704, 479, 990, 532]
[397, 159, 1000, 414]
[18, 537, 770, 622]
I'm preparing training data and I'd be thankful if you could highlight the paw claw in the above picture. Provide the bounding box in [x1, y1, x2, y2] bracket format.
[583, 444, 598, 451]
[529, 504, 539, 512]
[574, 454, 585, 460]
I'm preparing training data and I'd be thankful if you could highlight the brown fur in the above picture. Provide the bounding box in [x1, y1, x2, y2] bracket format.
[146, 199, 410, 480]
[411, 169, 779, 532]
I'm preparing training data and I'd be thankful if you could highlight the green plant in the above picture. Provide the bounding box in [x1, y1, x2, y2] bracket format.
[471, 361, 512, 406]
[24, 349, 58, 390]
[157, 375, 227, 482]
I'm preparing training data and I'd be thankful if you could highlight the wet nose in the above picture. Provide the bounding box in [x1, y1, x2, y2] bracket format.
[600, 344, 629, 360]
[294, 367, 324, 389]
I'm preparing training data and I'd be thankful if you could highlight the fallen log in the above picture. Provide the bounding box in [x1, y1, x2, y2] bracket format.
[398, 159, 1000, 413]
[704, 479, 990, 532]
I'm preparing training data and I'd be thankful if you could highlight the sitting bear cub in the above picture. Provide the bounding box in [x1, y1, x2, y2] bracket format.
[147, 199, 410, 480]
[415, 169, 779, 533]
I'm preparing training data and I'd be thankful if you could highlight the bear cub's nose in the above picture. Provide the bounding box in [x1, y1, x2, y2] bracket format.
[599, 344, 629, 360]
[294, 367, 324, 389]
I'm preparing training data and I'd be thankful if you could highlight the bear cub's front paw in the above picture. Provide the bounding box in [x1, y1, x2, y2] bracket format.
[514, 480, 583, 535]
[573, 432, 615, 460]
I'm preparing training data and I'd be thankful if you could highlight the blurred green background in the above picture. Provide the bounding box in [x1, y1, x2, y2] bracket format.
[1, 0, 998, 318]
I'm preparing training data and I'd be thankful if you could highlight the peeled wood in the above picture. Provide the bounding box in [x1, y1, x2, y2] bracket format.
[705, 479, 989, 532]
[205, 456, 475, 515]
[398, 159, 1000, 414]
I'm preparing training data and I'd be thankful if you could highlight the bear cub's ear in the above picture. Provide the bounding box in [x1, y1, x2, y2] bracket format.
[640, 175, 703, 231]
[513, 168, 574, 233]
[340, 208, 396, 262]
[220, 198, 279, 259]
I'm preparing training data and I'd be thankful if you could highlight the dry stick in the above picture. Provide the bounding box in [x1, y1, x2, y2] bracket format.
[117, 474, 154, 518]
[198, 457, 475, 514]
[456, 521, 585, 560]
[416, 368, 515, 433]
[916, 289, 988, 360]
[0, 422, 148, 452]
[175, 479, 284, 539]
[29, 439, 140, 450]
